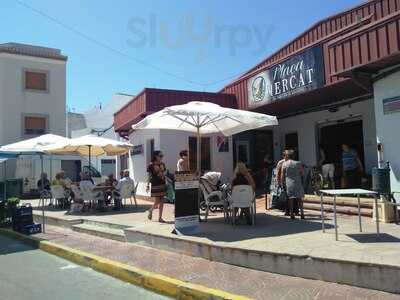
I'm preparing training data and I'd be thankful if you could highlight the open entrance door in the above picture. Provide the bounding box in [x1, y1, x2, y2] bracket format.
[285, 132, 299, 160]
[319, 119, 364, 187]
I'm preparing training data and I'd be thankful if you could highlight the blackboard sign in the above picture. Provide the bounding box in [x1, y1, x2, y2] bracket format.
[247, 45, 325, 108]
[174, 173, 199, 234]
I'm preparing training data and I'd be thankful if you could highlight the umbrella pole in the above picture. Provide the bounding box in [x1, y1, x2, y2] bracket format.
[40, 155, 45, 233]
[49, 154, 53, 181]
[3, 160, 6, 202]
[196, 126, 202, 221]
[88, 145, 92, 171]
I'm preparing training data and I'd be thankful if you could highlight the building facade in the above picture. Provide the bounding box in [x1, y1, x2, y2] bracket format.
[67, 93, 134, 179]
[114, 89, 236, 195]
[0, 43, 68, 189]
[0, 43, 67, 145]
[222, 0, 400, 192]
[115, 0, 400, 195]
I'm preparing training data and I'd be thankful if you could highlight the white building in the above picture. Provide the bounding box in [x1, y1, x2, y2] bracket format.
[373, 67, 400, 193]
[0, 43, 67, 145]
[0, 43, 70, 190]
[67, 93, 133, 178]
[115, 1, 400, 199]
[114, 88, 236, 196]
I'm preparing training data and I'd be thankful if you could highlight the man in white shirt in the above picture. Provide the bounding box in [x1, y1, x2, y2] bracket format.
[113, 169, 135, 210]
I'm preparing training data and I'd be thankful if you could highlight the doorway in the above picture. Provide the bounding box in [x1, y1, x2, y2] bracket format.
[101, 159, 116, 176]
[285, 132, 299, 160]
[189, 137, 211, 172]
[235, 140, 250, 165]
[319, 119, 365, 186]
[61, 160, 81, 182]
[233, 130, 274, 188]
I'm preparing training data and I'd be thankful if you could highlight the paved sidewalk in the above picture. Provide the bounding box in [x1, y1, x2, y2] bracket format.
[26, 197, 400, 268]
[28, 225, 399, 300]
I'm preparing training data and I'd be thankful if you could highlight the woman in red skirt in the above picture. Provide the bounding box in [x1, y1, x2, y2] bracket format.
[146, 150, 166, 222]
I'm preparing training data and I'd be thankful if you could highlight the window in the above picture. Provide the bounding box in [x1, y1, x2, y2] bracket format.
[24, 115, 47, 135]
[25, 71, 48, 91]
[189, 137, 211, 172]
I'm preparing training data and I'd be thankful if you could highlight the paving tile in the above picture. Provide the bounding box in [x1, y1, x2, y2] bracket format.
[33, 225, 400, 300]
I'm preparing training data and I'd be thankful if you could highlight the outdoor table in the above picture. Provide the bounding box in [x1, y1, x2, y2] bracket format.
[319, 189, 379, 241]
[93, 185, 114, 191]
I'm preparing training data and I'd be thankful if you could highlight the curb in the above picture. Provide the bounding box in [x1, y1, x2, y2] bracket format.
[0, 228, 250, 300]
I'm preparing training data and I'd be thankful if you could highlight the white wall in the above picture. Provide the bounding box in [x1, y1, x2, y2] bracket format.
[129, 129, 234, 196]
[373, 68, 400, 195]
[0, 53, 66, 146]
[129, 129, 160, 195]
[273, 99, 377, 173]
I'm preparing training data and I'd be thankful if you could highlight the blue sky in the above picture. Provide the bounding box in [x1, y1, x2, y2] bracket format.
[2, 0, 363, 112]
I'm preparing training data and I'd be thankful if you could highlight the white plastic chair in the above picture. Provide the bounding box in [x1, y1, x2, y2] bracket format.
[229, 185, 255, 225]
[79, 184, 103, 209]
[38, 189, 52, 207]
[199, 184, 227, 222]
[120, 182, 136, 207]
[70, 184, 83, 202]
[50, 185, 66, 208]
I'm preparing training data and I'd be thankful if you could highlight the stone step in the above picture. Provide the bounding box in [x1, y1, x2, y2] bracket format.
[303, 195, 373, 208]
[303, 202, 372, 217]
[81, 219, 129, 231]
[71, 223, 126, 242]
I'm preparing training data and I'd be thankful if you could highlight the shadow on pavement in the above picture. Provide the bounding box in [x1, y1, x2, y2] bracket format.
[0, 234, 35, 255]
[31, 204, 152, 217]
[191, 213, 334, 242]
[347, 233, 400, 243]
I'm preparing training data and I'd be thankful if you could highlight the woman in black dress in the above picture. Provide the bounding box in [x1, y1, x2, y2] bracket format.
[146, 151, 166, 222]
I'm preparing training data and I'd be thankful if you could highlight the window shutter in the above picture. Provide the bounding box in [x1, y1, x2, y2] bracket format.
[24, 116, 47, 135]
[25, 71, 47, 90]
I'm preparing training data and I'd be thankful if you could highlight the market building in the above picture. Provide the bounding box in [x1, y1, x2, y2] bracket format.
[114, 0, 400, 195]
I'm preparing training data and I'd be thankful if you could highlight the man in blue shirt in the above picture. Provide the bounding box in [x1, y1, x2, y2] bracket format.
[342, 143, 363, 188]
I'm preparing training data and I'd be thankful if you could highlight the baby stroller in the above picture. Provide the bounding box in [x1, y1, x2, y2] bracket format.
[269, 167, 286, 210]
[199, 172, 230, 213]
[269, 165, 300, 214]
[164, 171, 175, 204]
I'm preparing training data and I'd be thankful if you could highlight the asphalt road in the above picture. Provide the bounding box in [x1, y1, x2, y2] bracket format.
[0, 235, 171, 300]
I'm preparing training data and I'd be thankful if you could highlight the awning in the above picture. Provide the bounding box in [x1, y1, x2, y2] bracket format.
[0, 153, 18, 159]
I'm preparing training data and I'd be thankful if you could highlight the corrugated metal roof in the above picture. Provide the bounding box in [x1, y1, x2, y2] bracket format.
[222, 0, 398, 90]
[114, 88, 237, 132]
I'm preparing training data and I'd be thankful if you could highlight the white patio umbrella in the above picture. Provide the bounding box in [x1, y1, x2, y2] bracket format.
[132, 101, 278, 174]
[44, 134, 133, 168]
[0, 134, 72, 233]
[0, 134, 71, 154]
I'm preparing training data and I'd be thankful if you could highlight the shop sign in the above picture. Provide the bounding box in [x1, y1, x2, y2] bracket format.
[247, 45, 325, 108]
[131, 144, 144, 155]
[383, 96, 400, 115]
